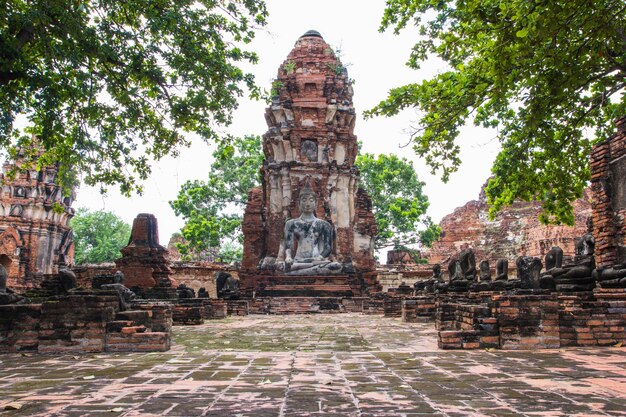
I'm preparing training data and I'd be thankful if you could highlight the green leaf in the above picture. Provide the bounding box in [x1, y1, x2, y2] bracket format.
[516, 29, 528, 38]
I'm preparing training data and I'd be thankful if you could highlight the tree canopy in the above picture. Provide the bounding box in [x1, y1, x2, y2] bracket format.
[1, 0, 267, 194]
[356, 153, 439, 250]
[70, 208, 131, 264]
[169, 134, 262, 262]
[171, 135, 439, 260]
[367, 0, 626, 224]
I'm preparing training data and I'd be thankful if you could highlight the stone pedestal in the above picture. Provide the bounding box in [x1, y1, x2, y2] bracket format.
[242, 274, 362, 298]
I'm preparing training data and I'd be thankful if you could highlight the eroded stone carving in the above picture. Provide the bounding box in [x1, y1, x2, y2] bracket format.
[444, 249, 477, 291]
[101, 271, 136, 311]
[516, 256, 542, 289]
[479, 260, 491, 281]
[58, 266, 77, 292]
[414, 263, 445, 293]
[594, 263, 626, 288]
[216, 271, 240, 300]
[0, 263, 24, 304]
[495, 259, 508, 281]
[552, 233, 596, 291]
[539, 246, 564, 290]
[0, 264, 24, 304]
[176, 283, 195, 299]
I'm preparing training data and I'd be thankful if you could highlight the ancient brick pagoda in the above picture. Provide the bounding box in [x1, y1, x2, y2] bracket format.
[0, 148, 75, 290]
[241, 30, 378, 297]
[115, 213, 175, 295]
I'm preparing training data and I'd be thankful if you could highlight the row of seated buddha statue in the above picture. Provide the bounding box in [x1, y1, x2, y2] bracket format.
[414, 233, 626, 294]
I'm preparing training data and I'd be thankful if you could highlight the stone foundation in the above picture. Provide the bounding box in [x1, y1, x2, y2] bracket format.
[0, 293, 172, 353]
[248, 297, 366, 314]
[362, 298, 385, 315]
[226, 300, 250, 316]
[436, 289, 626, 349]
[241, 273, 367, 298]
[401, 297, 437, 323]
[383, 297, 402, 318]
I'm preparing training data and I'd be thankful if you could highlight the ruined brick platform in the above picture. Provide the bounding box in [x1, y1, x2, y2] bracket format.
[1, 314, 626, 416]
[0, 293, 172, 354]
[436, 288, 626, 350]
[247, 274, 362, 298]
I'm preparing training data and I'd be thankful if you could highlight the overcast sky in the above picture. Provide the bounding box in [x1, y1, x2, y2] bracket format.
[74, 0, 501, 246]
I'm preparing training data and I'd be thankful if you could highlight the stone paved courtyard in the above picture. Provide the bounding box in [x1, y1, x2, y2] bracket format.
[1, 314, 626, 416]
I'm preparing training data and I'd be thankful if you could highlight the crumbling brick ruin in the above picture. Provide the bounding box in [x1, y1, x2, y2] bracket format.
[425, 185, 592, 270]
[0, 148, 75, 290]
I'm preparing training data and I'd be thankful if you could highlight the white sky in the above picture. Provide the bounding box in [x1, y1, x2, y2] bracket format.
[74, 0, 501, 247]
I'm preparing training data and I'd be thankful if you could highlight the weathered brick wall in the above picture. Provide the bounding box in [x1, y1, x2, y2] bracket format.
[226, 300, 249, 316]
[172, 299, 205, 325]
[0, 294, 172, 353]
[436, 289, 626, 350]
[171, 262, 236, 298]
[437, 302, 499, 349]
[73, 261, 233, 298]
[73, 263, 117, 288]
[206, 299, 227, 318]
[383, 297, 402, 317]
[560, 289, 626, 346]
[362, 298, 385, 315]
[401, 297, 437, 323]
[591, 117, 626, 268]
[377, 267, 432, 292]
[0, 304, 42, 352]
[494, 294, 560, 349]
[38, 293, 120, 353]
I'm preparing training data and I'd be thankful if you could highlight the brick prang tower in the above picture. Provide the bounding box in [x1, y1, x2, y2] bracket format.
[241, 30, 378, 292]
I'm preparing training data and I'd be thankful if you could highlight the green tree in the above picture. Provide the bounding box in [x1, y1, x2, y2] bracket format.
[169, 135, 262, 262]
[70, 208, 131, 264]
[367, 0, 626, 224]
[356, 153, 440, 250]
[1, 0, 267, 195]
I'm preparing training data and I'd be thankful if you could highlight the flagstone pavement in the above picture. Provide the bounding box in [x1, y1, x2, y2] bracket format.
[1, 313, 626, 416]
